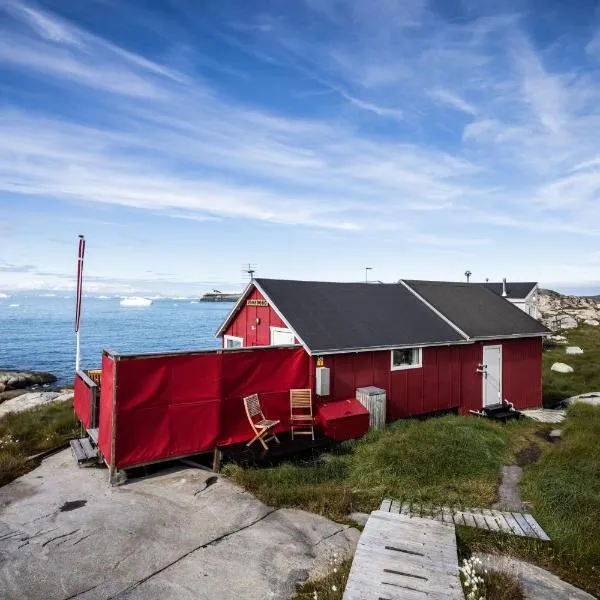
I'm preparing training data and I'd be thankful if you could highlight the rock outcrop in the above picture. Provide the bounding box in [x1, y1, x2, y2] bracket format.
[0, 370, 57, 392]
[0, 390, 73, 418]
[539, 289, 600, 331]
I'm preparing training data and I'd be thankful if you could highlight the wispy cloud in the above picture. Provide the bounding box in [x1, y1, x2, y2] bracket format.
[2, 0, 600, 290]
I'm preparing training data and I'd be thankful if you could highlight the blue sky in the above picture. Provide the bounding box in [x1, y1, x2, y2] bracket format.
[1, 0, 600, 296]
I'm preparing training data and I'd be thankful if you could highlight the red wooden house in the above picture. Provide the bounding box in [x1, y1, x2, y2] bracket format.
[217, 279, 550, 419]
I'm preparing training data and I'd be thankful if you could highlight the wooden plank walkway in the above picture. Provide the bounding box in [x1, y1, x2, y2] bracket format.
[380, 499, 550, 541]
[521, 408, 565, 423]
[343, 511, 463, 600]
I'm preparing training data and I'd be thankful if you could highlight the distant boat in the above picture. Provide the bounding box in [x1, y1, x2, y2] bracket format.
[120, 297, 152, 307]
[200, 290, 240, 302]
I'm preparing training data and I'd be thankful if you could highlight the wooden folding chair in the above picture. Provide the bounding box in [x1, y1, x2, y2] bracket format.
[243, 394, 280, 450]
[290, 389, 314, 440]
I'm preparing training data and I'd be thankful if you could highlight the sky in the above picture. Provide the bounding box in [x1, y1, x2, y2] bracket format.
[1, 0, 600, 296]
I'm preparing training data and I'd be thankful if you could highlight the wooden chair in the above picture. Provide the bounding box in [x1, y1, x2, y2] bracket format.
[243, 394, 280, 450]
[290, 389, 314, 440]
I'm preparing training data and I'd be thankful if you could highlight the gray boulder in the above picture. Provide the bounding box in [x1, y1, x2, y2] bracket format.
[0, 369, 57, 390]
[566, 346, 584, 355]
[551, 363, 574, 374]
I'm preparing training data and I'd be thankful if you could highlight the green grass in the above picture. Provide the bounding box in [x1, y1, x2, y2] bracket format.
[0, 400, 79, 487]
[224, 414, 540, 522]
[291, 558, 352, 600]
[543, 325, 600, 404]
[458, 403, 600, 597]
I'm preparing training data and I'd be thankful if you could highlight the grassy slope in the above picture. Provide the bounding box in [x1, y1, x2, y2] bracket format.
[225, 415, 542, 522]
[459, 404, 600, 597]
[543, 325, 600, 404]
[0, 401, 79, 486]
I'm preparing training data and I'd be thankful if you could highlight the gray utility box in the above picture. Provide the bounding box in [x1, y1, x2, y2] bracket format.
[356, 386, 386, 430]
[315, 366, 330, 396]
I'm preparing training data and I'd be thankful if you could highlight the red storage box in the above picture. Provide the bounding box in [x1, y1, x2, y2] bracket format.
[317, 399, 370, 441]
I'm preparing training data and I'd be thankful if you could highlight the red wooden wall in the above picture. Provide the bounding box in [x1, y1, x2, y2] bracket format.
[318, 337, 542, 419]
[223, 287, 296, 346]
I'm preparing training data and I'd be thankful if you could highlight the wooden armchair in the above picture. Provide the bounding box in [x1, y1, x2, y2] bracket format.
[290, 389, 314, 440]
[243, 394, 280, 450]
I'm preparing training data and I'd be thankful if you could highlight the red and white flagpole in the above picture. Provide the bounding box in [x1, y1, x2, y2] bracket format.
[75, 234, 86, 373]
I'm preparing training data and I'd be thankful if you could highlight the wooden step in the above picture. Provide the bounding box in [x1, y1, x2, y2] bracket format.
[70, 438, 99, 464]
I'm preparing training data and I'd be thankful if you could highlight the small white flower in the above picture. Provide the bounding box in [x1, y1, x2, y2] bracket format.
[331, 585, 337, 592]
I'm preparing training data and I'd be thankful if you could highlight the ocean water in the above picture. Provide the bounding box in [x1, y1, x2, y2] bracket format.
[0, 295, 234, 385]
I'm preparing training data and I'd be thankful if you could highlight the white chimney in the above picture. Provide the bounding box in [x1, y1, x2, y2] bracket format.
[502, 278, 507, 297]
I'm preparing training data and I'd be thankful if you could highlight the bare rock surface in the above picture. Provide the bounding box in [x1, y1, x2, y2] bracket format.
[474, 552, 595, 600]
[0, 370, 56, 391]
[0, 390, 73, 418]
[565, 392, 600, 407]
[539, 289, 600, 330]
[551, 362, 574, 374]
[0, 450, 359, 600]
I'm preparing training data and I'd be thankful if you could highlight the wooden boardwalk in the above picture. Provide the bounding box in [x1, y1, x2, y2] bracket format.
[521, 408, 565, 423]
[380, 499, 550, 541]
[343, 511, 463, 600]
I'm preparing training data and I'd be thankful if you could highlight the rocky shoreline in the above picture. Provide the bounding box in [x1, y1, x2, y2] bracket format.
[0, 369, 61, 406]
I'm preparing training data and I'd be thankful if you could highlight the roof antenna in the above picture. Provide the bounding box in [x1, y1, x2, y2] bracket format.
[243, 263, 256, 282]
[464, 270, 472, 283]
[502, 277, 507, 297]
[365, 267, 373, 283]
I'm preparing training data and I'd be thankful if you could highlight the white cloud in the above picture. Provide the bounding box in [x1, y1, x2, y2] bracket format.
[2, 0, 600, 290]
[428, 88, 476, 115]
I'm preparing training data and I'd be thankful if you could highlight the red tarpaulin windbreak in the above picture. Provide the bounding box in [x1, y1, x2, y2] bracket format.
[98, 347, 309, 470]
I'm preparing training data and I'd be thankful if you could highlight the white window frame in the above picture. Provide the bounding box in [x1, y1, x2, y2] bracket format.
[390, 347, 423, 371]
[270, 326, 294, 346]
[223, 335, 244, 349]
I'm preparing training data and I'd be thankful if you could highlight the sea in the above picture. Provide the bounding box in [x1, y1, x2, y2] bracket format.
[0, 295, 234, 385]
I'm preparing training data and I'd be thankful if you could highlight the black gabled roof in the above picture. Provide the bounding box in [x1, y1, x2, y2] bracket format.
[480, 281, 537, 300]
[403, 280, 549, 339]
[254, 278, 465, 353]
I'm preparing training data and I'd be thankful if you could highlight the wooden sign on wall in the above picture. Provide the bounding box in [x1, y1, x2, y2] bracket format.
[247, 299, 269, 307]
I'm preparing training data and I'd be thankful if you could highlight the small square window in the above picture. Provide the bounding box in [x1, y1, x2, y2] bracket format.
[391, 348, 422, 370]
[224, 335, 243, 349]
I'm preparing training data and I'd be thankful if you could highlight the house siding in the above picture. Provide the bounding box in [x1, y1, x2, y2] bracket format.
[316, 337, 542, 419]
[223, 287, 294, 347]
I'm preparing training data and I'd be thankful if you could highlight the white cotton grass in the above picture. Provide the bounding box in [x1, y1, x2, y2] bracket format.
[459, 556, 486, 600]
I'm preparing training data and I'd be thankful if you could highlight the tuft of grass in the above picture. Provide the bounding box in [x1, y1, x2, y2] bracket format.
[482, 569, 525, 600]
[224, 414, 534, 521]
[543, 324, 600, 404]
[291, 558, 351, 600]
[0, 401, 79, 487]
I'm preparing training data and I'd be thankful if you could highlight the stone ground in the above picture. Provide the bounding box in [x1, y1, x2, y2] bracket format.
[0, 390, 74, 418]
[0, 451, 359, 600]
[474, 553, 596, 600]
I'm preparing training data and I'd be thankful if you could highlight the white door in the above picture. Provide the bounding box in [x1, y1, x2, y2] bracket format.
[270, 327, 294, 346]
[482, 345, 502, 407]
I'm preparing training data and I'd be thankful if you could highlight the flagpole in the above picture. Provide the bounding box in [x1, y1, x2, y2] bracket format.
[75, 234, 85, 373]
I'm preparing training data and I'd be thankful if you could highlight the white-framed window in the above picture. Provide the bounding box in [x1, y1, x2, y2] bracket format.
[391, 347, 422, 371]
[270, 327, 295, 346]
[224, 335, 244, 349]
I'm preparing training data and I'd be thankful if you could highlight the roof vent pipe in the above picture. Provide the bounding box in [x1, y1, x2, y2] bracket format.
[502, 278, 507, 297]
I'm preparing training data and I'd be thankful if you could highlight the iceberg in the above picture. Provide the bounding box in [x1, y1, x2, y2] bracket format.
[119, 296, 153, 307]
[0, 293, 8, 299]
